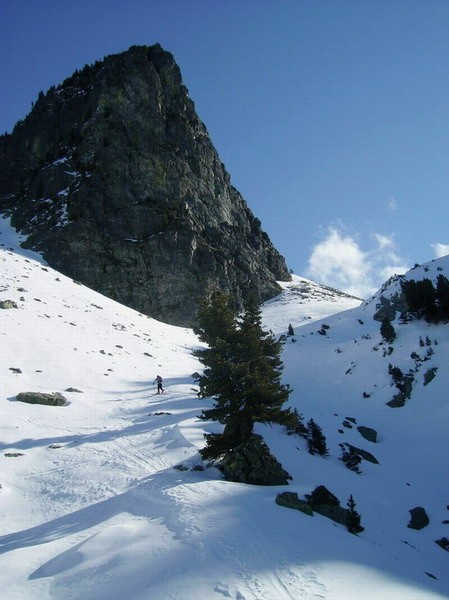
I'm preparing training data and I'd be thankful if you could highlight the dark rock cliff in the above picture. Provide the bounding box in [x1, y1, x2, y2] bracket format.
[0, 44, 290, 325]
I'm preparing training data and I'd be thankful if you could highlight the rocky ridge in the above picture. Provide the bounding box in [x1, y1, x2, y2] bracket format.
[0, 44, 290, 325]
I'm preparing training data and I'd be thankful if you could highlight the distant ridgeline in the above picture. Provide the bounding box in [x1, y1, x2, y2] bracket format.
[0, 44, 290, 326]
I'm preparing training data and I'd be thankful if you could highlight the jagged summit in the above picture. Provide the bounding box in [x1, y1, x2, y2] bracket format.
[0, 44, 290, 326]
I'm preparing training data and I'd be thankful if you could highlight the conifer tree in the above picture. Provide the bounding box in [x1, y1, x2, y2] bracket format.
[286, 407, 307, 437]
[401, 278, 437, 321]
[193, 292, 242, 458]
[306, 418, 329, 456]
[287, 323, 295, 336]
[421, 279, 438, 322]
[436, 274, 449, 320]
[346, 494, 364, 534]
[194, 293, 294, 460]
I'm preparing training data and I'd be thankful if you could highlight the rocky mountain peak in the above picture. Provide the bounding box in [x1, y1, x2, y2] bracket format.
[0, 44, 290, 325]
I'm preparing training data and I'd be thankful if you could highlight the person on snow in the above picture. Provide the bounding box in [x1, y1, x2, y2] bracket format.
[153, 375, 164, 394]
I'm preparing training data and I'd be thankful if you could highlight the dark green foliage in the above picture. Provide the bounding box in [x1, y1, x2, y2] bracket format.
[306, 419, 329, 456]
[401, 278, 438, 322]
[287, 323, 295, 336]
[285, 407, 307, 438]
[194, 293, 294, 460]
[388, 363, 413, 398]
[388, 363, 403, 384]
[346, 495, 364, 534]
[380, 317, 396, 343]
[436, 274, 449, 319]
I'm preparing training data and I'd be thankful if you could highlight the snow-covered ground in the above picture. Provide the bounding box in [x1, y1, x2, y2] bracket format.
[1, 215, 448, 599]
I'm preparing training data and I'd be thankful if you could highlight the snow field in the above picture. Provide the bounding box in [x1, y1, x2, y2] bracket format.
[1, 216, 448, 599]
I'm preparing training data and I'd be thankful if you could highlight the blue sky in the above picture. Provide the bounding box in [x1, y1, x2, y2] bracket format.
[2, 1, 449, 298]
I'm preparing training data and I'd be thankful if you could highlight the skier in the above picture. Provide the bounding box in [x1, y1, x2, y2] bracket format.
[153, 375, 164, 394]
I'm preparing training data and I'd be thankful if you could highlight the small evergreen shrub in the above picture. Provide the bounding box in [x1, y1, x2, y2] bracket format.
[388, 363, 403, 384]
[285, 408, 307, 437]
[307, 419, 329, 456]
[346, 495, 364, 534]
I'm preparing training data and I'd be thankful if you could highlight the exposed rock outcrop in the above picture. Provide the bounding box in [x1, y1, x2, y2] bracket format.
[0, 44, 290, 325]
[373, 293, 407, 322]
[219, 434, 292, 486]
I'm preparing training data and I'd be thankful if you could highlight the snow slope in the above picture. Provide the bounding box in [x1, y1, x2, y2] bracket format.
[1, 215, 448, 600]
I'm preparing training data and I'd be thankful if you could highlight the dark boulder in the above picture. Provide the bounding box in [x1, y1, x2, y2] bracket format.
[0, 300, 18, 309]
[275, 492, 313, 516]
[16, 391, 67, 406]
[423, 367, 438, 386]
[435, 537, 449, 551]
[219, 434, 291, 486]
[305, 485, 348, 526]
[387, 392, 407, 408]
[357, 425, 378, 443]
[278, 485, 364, 532]
[408, 506, 430, 530]
[345, 443, 379, 465]
[306, 485, 340, 507]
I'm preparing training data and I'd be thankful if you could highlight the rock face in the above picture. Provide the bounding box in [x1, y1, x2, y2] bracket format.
[0, 44, 290, 325]
[219, 434, 292, 486]
[373, 293, 407, 322]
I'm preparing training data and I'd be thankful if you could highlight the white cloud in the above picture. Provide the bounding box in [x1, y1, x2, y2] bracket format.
[306, 226, 408, 299]
[373, 233, 394, 251]
[388, 196, 398, 211]
[431, 243, 449, 258]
